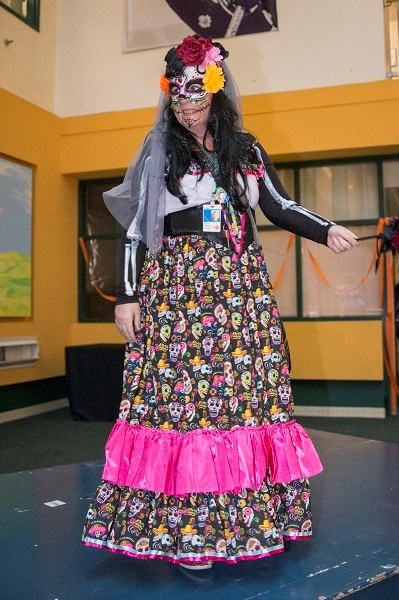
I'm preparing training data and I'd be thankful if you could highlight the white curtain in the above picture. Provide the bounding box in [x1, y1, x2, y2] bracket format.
[258, 230, 297, 317]
[383, 160, 399, 216]
[300, 163, 379, 221]
[302, 225, 381, 317]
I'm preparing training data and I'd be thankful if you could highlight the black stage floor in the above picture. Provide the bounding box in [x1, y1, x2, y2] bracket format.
[1, 429, 399, 600]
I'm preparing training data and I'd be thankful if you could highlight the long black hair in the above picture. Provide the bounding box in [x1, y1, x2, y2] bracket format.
[164, 46, 257, 210]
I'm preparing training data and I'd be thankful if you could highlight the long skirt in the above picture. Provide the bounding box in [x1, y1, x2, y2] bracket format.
[81, 234, 323, 564]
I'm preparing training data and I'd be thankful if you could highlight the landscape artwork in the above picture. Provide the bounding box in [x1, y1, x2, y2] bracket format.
[0, 155, 33, 317]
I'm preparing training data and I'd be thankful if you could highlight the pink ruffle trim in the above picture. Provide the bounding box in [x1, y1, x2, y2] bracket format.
[102, 419, 323, 496]
[101, 419, 323, 495]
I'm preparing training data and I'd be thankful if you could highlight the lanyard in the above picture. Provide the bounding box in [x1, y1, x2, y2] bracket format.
[212, 186, 246, 258]
[197, 145, 250, 258]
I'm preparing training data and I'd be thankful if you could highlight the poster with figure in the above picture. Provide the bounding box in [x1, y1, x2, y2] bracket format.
[0, 156, 33, 317]
[123, 0, 278, 52]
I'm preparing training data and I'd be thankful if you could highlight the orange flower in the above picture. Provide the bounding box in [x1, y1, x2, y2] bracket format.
[203, 64, 225, 94]
[159, 73, 170, 96]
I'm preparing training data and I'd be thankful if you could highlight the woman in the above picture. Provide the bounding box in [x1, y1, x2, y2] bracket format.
[82, 35, 358, 569]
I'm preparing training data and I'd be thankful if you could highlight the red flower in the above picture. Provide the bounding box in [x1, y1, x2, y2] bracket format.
[176, 35, 213, 66]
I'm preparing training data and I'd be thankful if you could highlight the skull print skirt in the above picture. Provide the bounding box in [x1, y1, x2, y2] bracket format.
[82, 234, 323, 564]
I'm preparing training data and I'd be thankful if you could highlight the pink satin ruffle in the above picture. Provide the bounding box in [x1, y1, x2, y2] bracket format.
[101, 419, 323, 495]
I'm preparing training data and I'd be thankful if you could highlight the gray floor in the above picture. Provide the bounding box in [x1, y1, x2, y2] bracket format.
[1, 429, 399, 599]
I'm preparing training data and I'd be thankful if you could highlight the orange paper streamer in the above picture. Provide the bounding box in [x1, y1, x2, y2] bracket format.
[304, 219, 385, 294]
[78, 237, 116, 303]
[273, 233, 295, 291]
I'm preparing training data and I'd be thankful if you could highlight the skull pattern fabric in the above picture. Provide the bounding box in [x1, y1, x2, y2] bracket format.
[82, 234, 316, 564]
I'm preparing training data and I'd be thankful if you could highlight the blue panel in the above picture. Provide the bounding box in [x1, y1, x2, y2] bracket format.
[1, 429, 399, 599]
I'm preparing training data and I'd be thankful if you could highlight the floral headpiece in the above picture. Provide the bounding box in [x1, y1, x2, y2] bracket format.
[160, 35, 228, 96]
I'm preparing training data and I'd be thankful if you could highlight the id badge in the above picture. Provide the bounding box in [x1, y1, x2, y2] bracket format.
[202, 203, 221, 232]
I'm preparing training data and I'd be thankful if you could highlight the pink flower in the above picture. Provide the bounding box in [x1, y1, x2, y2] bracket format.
[200, 46, 223, 68]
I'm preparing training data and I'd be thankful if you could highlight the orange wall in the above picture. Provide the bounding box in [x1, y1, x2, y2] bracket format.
[60, 80, 399, 176]
[243, 80, 399, 161]
[61, 79, 398, 380]
[0, 88, 75, 386]
[1, 79, 399, 387]
[285, 321, 383, 380]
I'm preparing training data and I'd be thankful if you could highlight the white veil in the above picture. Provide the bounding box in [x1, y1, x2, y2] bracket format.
[103, 61, 243, 258]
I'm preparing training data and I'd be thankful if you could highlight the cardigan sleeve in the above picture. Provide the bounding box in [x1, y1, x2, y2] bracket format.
[115, 235, 147, 306]
[255, 142, 334, 245]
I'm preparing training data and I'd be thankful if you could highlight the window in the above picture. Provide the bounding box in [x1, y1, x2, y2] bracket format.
[78, 178, 123, 322]
[0, 0, 40, 31]
[383, 160, 399, 214]
[255, 156, 399, 319]
[299, 163, 378, 221]
[299, 162, 379, 317]
[79, 156, 399, 322]
[257, 229, 297, 317]
[301, 226, 380, 317]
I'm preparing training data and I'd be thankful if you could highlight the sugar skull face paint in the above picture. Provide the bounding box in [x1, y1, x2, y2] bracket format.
[169, 66, 212, 131]
[169, 66, 207, 105]
[172, 97, 211, 130]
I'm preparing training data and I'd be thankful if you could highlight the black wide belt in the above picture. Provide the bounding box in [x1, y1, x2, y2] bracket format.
[163, 204, 255, 251]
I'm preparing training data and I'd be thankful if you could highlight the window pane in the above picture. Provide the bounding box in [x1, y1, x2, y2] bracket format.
[258, 229, 297, 317]
[302, 225, 381, 317]
[82, 238, 123, 321]
[383, 160, 399, 216]
[255, 168, 294, 226]
[84, 179, 124, 236]
[300, 163, 378, 221]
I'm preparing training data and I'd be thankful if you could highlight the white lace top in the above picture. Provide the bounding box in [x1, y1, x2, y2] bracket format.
[164, 172, 260, 215]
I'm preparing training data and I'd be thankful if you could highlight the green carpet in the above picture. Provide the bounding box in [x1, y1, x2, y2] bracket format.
[0, 407, 112, 475]
[0, 407, 398, 475]
[299, 415, 399, 444]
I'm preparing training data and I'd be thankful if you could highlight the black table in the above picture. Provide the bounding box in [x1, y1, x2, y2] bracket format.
[65, 344, 125, 421]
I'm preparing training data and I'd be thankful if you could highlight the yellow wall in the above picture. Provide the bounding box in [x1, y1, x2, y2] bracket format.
[61, 80, 399, 175]
[1, 80, 399, 387]
[0, 88, 75, 386]
[61, 79, 398, 381]
[243, 80, 399, 161]
[286, 321, 383, 381]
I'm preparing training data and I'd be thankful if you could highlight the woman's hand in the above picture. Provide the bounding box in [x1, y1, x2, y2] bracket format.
[327, 225, 360, 254]
[115, 302, 141, 344]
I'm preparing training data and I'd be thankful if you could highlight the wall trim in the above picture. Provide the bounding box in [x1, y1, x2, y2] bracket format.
[0, 375, 67, 412]
[0, 397, 69, 424]
[291, 379, 385, 408]
[295, 406, 386, 419]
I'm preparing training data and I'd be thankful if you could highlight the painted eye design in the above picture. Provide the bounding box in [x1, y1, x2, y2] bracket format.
[169, 83, 180, 96]
[186, 79, 204, 94]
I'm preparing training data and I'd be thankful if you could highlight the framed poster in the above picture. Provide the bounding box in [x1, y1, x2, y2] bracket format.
[123, 0, 278, 53]
[0, 0, 40, 31]
[0, 155, 33, 317]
